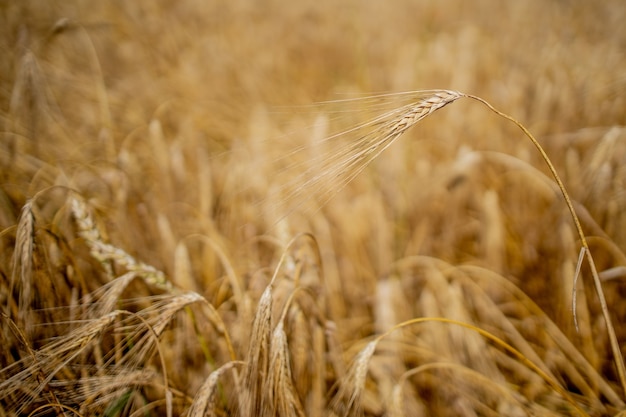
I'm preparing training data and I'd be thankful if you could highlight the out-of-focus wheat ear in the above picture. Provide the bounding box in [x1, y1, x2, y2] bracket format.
[70, 195, 174, 292]
[481, 189, 505, 272]
[115, 292, 207, 372]
[184, 234, 246, 320]
[100, 295, 187, 371]
[91, 309, 174, 417]
[281, 284, 327, 416]
[134, 309, 175, 417]
[71, 370, 155, 415]
[157, 213, 177, 271]
[9, 51, 46, 156]
[239, 233, 320, 415]
[10, 201, 35, 335]
[188, 361, 244, 417]
[0, 311, 64, 413]
[196, 146, 214, 223]
[240, 286, 273, 417]
[373, 278, 411, 375]
[389, 382, 406, 417]
[191, 296, 238, 362]
[290, 306, 311, 402]
[148, 118, 174, 197]
[310, 318, 327, 417]
[84, 271, 139, 318]
[149, 291, 205, 337]
[388, 367, 440, 417]
[69, 196, 114, 278]
[103, 242, 170, 289]
[1, 310, 123, 415]
[267, 321, 306, 417]
[268, 288, 308, 417]
[329, 340, 378, 417]
[325, 320, 347, 382]
[38, 310, 122, 364]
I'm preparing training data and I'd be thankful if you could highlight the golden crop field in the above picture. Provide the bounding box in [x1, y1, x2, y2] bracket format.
[2, 1, 626, 415]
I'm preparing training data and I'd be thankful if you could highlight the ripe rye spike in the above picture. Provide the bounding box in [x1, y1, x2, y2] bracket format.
[265, 90, 462, 226]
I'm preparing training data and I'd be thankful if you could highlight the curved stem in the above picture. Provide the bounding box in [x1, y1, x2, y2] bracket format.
[463, 93, 626, 399]
[463, 94, 586, 247]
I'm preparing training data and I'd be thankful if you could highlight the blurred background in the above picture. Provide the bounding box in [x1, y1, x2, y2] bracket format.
[2, 0, 626, 415]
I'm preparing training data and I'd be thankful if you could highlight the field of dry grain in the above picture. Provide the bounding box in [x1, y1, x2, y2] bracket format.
[2, 1, 626, 416]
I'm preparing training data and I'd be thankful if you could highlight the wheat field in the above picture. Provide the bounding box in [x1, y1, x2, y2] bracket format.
[2, 1, 626, 416]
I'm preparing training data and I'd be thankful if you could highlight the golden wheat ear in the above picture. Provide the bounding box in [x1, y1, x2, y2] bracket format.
[240, 286, 273, 416]
[9, 201, 35, 333]
[262, 90, 463, 227]
[188, 361, 245, 417]
[324, 89, 626, 401]
[70, 196, 174, 292]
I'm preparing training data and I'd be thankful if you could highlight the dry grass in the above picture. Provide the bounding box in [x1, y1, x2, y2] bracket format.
[2, 0, 626, 416]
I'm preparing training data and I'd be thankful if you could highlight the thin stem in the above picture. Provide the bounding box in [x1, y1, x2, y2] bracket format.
[463, 94, 586, 247]
[463, 93, 626, 399]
